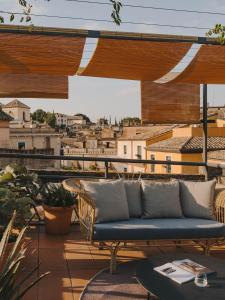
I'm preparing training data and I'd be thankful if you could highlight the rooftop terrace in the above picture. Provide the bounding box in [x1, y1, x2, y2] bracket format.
[23, 224, 225, 300]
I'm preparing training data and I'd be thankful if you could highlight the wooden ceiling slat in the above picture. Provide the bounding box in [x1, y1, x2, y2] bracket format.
[79, 39, 192, 81]
[173, 45, 225, 84]
[0, 74, 68, 99]
[141, 81, 200, 124]
[0, 32, 85, 75]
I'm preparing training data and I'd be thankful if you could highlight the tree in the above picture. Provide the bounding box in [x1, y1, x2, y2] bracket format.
[46, 112, 56, 128]
[1, 0, 123, 25]
[207, 24, 225, 44]
[31, 109, 47, 123]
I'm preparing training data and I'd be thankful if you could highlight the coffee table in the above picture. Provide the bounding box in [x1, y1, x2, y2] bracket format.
[136, 253, 225, 300]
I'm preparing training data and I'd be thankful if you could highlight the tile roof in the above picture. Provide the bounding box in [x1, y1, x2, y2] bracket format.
[3, 99, 30, 109]
[118, 125, 175, 141]
[148, 136, 225, 153]
[0, 108, 13, 121]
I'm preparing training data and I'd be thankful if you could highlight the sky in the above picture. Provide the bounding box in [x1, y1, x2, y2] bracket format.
[0, 0, 225, 121]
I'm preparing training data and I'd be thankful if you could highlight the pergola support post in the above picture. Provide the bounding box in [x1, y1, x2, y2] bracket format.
[202, 84, 208, 180]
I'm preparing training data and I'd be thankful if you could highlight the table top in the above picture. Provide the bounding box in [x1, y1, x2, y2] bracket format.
[136, 253, 225, 300]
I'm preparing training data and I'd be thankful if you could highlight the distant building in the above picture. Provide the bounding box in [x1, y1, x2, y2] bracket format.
[146, 126, 225, 175]
[117, 126, 174, 173]
[3, 99, 31, 123]
[0, 108, 13, 148]
[55, 113, 68, 127]
[67, 114, 90, 126]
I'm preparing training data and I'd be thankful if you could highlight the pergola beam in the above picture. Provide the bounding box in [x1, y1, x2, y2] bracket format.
[0, 24, 222, 45]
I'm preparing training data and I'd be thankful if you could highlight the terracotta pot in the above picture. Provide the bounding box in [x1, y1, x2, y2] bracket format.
[43, 204, 74, 235]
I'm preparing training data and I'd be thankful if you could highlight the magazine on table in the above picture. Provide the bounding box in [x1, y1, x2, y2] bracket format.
[154, 259, 215, 284]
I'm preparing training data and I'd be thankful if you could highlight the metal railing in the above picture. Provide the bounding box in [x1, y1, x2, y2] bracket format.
[0, 152, 206, 179]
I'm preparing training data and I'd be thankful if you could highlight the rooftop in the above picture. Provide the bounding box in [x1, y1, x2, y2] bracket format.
[147, 136, 225, 153]
[118, 125, 175, 141]
[3, 99, 30, 109]
[0, 108, 13, 121]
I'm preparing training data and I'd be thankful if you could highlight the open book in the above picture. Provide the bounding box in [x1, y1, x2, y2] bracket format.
[154, 259, 214, 284]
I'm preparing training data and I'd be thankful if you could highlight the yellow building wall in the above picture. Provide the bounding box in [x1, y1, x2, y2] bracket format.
[181, 153, 203, 174]
[147, 151, 183, 174]
[173, 126, 225, 137]
[147, 151, 202, 175]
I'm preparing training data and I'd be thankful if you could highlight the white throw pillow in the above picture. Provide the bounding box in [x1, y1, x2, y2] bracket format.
[179, 180, 216, 219]
[80, 179, 129, 223]
[141, 180, 183, 218]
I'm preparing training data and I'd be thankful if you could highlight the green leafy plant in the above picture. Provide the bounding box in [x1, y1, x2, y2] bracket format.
[43, 184, 75, 208]
[0, 188, 32, 227]
[207, 24, 225, 44]
[0, 213, 49, 300]
[110, 0, 123, 25]
[0, 164, 39, 228]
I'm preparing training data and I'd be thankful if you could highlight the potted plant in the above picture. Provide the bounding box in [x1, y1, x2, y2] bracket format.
[42, 184, 75, 235]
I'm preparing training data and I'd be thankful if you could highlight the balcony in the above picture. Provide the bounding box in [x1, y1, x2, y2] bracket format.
[23, 224, 225, 300]
[0, 154, 224, 300]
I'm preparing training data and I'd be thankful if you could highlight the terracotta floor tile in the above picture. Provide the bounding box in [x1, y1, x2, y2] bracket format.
[70, 269, 100, 299]
[38, 271, 73, 300]
[19, 225, 225, 300]
[39, 238, 66, 249]
[39, 249, 67, 272]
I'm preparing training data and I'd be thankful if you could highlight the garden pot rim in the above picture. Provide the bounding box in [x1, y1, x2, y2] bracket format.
[43, 204, 75, 211]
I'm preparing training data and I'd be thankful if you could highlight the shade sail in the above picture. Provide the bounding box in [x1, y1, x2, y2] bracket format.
[80, 39, 192, 81]
[0, 74, 68, 99]
[141, 81, 200, 124]
[172, 45, 225, 84]
[0, 32, 85, 76]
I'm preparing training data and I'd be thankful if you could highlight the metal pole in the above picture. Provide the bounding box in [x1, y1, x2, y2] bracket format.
[202, 84, 208, 180]
[105, 161, 109, 179]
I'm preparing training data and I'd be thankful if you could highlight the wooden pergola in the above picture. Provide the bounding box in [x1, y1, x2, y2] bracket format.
[0, 24, 223, 177]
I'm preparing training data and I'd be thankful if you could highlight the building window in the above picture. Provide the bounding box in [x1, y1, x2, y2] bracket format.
[123, 145, 127, 155]
[18, 142, 25, 150]
[150, 154, 155, 173]
[137, 145, 142, 159]
[23, 111, 26, 121]
[124, 167, 128, 173]
[166, 156, 171, 174]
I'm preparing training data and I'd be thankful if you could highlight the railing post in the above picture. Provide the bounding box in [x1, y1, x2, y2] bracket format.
[202, 84, 208, 180]
[105, 161, 109, 179]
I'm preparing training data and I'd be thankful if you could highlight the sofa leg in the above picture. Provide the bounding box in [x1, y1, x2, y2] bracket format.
[175, 240, 182, 248]
[109, 242, 120, 274]
[205, 247, 210, 256]
[203, 241, 210, 256]
[98, 242, 104, 250]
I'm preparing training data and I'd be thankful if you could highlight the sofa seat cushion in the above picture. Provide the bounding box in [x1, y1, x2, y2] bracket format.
[93, 218, 225, 241]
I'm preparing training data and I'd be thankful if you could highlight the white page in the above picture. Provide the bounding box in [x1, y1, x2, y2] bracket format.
[154, 263, 194, 284]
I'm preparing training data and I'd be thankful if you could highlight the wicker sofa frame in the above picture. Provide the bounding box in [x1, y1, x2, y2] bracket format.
[63, 179, 225, 274]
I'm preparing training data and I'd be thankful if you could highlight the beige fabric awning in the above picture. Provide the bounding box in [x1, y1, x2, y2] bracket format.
[79, 38, 192, 81]
[0, 74, 68, 99]
[172, 45, 225, 84]
[141, 81, 200, 124]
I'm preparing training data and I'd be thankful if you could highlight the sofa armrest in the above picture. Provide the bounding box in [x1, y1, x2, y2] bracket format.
[215, 184, 225, 223]
[78, 190, 96, 242]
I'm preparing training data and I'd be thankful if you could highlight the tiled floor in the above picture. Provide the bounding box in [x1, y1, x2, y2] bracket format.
[22, 225, 225, 300]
